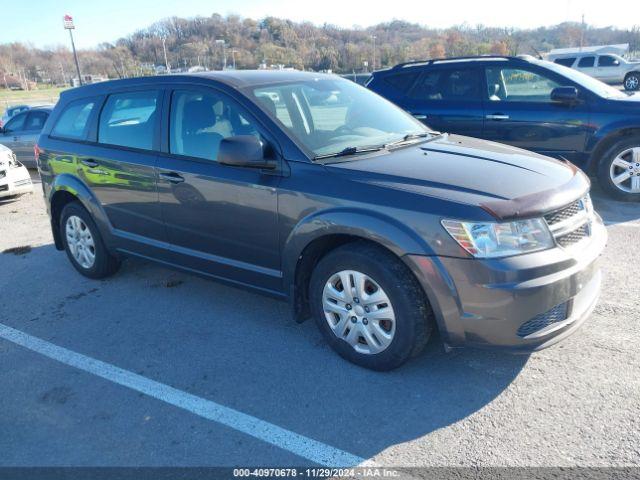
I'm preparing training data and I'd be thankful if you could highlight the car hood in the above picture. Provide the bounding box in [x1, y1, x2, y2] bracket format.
[327, 134, 590, 220]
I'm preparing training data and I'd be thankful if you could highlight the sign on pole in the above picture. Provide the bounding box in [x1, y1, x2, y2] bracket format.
[63, 14, 75, 30]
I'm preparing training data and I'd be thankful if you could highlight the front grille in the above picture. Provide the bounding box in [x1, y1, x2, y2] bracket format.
[544, 199, 582, 226]
[517, 302, 569, 337]
[13, 179, 32, 187]
[544, 195, 592, 249]
[0, 185, 8, 192]
[556, 224, 589, 247]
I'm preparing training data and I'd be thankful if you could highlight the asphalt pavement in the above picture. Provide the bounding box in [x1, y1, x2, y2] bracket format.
[0, 171, 638, 468]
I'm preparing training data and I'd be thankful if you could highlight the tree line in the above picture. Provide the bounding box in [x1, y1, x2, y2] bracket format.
[2, 13, 639, 87]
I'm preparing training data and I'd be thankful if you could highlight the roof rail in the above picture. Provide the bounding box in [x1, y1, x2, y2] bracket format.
[392, 55, 528, 69]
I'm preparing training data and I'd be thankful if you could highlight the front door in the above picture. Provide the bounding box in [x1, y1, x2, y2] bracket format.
[18, 110, 49, 167]
[402, 67, 484, 137]
[0, 111, 29, 161]
[158, 87, 281, 292]
[481, 64, 591, 160]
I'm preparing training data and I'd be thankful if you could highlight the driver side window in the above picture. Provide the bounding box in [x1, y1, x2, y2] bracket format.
[169, 89, 261, 162]
[4, 112, 27, 133]
[485, 67, 561, 103]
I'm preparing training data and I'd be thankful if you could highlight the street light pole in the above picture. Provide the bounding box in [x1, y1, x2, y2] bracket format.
[63, 15, 82, 86]
[162, 37, 171, 73]
[371, 35, 377, 71]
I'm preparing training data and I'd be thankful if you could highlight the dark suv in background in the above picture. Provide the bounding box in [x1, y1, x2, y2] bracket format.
[367, 55, 640, 201]
[37, 71, 606, 370]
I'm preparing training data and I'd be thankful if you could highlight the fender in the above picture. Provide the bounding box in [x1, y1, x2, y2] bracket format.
[282, 206, 434, 295]
[586, 120, 640, 171]
[49, 174, 114, 250]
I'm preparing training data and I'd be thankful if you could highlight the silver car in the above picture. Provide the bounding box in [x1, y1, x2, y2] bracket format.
[0, 106, 52, 168]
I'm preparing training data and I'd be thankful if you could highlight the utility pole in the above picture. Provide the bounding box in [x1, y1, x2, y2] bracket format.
[371, 35, 377, 71]
[580, 14, 585, 51]
[59, 62, 67, 85]
[162, 37, 171, 73]
[216, 39, 226, 70]
[63, 14, 82, 86]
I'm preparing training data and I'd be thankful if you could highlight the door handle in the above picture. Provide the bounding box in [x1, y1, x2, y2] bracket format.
[159, 172, 185, 184]
[13, 136, 18, 142]
[486, 114, 510, 120]
[81, 159, 99, 168]
[411, 113, 428, 120]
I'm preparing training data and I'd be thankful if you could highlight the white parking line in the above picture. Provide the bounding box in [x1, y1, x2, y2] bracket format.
[0, 323, 365, 467]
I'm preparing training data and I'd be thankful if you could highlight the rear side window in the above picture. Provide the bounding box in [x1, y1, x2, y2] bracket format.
[98, 90, 160, 150]
[383, 72, 419, 93]
[410, 68, 481, 101]
[24, 111, 49, 131]
[578, 56, 595, 68]
[51, 99, 96, 140]
[554, 57, 576, 67]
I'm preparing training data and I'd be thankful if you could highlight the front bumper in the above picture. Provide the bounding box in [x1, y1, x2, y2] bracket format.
[405, 216, 607, 352]
[0, 164, 33, 199]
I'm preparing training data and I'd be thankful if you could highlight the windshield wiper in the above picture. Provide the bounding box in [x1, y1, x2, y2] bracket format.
[313, 145, 386, 160]
[385, 131, 443, 148]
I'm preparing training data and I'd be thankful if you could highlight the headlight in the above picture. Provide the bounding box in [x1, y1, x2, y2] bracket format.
[441, 218, 554, 258]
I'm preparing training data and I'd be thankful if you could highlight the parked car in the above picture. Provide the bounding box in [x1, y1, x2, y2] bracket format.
[367, 55, 640, 201]
[0, 104, 30, 128]
[548, 52, 640, 91]
[0, 144, 33, 199]
[37, 71, 606, 370]
[0, 106, 52, 168]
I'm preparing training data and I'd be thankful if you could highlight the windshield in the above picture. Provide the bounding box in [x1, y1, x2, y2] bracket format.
[536, 59, 628, 99]
[250, 77, 430, 158]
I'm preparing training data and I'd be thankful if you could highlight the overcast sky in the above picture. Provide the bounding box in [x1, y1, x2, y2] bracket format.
[2, 0, 638, 49]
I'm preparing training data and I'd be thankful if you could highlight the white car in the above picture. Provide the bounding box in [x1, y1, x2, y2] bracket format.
[549, 53, 640, 91]
[0, 144, 33, 199]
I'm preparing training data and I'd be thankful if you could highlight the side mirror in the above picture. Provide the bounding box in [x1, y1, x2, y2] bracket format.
[551, 86, 579, 104]
[218, 135, 276, 170]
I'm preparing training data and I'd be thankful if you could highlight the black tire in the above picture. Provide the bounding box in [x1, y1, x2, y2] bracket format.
[309, 242, 432, 371]
[60, 202, 120, 279]
[597, 137, 640, 202]
[624, 72, 640, 91]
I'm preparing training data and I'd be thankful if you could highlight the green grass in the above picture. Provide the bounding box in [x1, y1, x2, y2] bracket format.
[0, 86, 68, 116]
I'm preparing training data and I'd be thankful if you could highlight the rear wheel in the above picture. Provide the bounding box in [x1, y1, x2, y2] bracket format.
[309, 242, 432, 371]
[624, 73, 640, 91]
[597, 138, 640, 201]
[60, 202, 120, 279]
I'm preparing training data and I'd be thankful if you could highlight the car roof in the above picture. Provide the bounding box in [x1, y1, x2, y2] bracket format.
[377, 55, 539, 74]
[60, 70, 339, 99]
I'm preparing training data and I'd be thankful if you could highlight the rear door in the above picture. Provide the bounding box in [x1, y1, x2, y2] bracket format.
[481, 64, 591, 160]
[157, 86, 281, 291]
[88, 89, 165, 253]
[575, 56, 597, 80]
[401, 66, 484, 137]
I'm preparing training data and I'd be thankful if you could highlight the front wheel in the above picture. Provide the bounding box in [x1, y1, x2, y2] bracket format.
[309, 242, 432, 371]
[624, 73, 640, 91]
[597, 138, 640, 201]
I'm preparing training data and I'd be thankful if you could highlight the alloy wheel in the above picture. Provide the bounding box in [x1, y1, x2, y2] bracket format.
[610, 147, 640, 194]
[65, 215, 96, 269]
[322, 270, 396, 354]
[625, 75, 639, 91]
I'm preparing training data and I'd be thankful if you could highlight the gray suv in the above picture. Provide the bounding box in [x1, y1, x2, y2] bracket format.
[37, 71, 607, 370]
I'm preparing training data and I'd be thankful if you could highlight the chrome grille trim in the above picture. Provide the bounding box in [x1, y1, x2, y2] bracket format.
[544, 195, 593, 249]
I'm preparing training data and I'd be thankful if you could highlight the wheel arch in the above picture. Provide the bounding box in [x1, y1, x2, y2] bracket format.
[283, 208, 433, 322]
[49, 174, 112, 251]
[588, 126, 640, 175]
